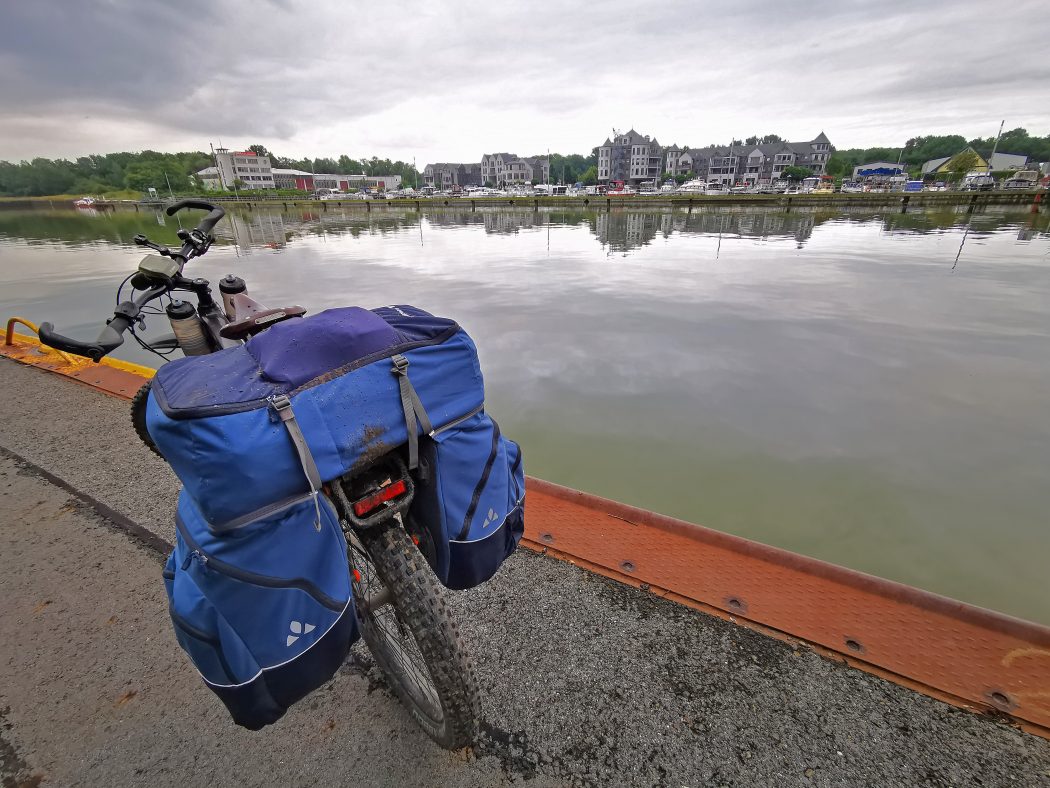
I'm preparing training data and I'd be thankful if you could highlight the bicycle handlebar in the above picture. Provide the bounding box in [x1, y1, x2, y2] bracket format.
[38, 316, 132, 362]
[39, 201, 225, 361]
[166, 200, 226, 235]
[36, 200, 220, 362]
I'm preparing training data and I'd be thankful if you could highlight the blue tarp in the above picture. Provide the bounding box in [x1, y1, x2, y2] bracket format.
[857, 167, 903, 176]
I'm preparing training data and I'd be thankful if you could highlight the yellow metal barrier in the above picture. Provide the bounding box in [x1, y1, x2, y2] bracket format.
[5, 317, 80, 365]
[2, 315, 155, 396]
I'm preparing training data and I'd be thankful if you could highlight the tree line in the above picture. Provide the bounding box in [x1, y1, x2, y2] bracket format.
[825, 127, 1050, 179]
[0, 145, 422, 197]
[1, 129, 1046, 197]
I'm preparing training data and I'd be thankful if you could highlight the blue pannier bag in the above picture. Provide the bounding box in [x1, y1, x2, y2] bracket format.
[163, 491, 356, 729]
[147, 305, 524, 728]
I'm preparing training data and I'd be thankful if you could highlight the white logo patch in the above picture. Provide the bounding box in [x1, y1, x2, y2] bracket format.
[286, 620, 316, 647]
[482, 508, 499, 529]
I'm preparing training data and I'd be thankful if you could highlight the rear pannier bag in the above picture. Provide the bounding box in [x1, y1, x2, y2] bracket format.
[164, 491, 356, 729]
[413, 413, 525, 589]
[148, 306, 524, 726]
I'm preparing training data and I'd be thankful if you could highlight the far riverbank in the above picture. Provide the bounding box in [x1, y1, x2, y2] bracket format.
[1, 189, 1044, 213]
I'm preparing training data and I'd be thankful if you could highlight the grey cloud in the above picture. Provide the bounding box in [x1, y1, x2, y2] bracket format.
[1, 0, 1048, 161]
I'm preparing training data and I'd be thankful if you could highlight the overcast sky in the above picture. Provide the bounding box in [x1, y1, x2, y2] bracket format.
[3, 0, 1048, 164]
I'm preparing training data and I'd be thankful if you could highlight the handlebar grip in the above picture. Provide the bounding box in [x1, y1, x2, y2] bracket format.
[165, 199, 226, 234]
[38, 317, 130, 363]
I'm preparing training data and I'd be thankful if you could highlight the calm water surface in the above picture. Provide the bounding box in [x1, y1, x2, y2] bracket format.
[2, 203, 1048, 623]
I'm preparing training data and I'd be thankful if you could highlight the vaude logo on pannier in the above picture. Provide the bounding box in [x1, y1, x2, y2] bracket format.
[287, 620, 316, 647]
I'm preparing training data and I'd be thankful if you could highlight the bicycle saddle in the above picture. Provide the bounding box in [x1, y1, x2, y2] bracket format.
[220, 293, 306, 341]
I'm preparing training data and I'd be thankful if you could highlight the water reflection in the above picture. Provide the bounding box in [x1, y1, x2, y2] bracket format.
[1, 203, 1048, 623]
[3, 204, 1046, 257]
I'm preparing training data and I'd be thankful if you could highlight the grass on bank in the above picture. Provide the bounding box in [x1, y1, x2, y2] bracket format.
[0, 190, 143, 203]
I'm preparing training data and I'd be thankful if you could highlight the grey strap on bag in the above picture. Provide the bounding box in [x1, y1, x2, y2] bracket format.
[391, 354, 433, 470]
[269, 394, 323, 531]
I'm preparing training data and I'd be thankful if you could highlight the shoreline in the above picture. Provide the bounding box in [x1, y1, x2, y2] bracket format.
[0, 189, 1044, 212]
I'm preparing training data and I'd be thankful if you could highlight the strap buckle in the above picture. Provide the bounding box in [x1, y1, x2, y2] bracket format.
[391, 355, 409, 376]
[268, 393, 292, 414]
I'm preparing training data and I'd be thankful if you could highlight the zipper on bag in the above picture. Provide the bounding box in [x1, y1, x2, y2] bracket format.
[175, 514, 345, 613]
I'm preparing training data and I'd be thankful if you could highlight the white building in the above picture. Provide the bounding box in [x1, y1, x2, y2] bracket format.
[213, 148, 275, 190]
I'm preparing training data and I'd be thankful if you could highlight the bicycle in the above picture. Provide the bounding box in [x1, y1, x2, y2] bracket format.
[39, 200, 481, 749]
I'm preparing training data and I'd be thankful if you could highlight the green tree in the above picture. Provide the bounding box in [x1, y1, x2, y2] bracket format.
[781, 165, 811, 181]
[744, 134, 783, 146]
[825, 153, 850, 177]
[123, 161, 166, 192]
[338, 154, 362, 174]
[946, 149, 980, 177]
[579, 165, 598, 185]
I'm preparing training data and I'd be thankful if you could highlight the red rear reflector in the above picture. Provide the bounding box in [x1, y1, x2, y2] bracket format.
[353, 479, 407, 517]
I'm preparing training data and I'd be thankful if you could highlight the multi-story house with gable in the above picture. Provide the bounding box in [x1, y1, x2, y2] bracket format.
[665, 133, 832, 185]
[598, 129, 663, 186]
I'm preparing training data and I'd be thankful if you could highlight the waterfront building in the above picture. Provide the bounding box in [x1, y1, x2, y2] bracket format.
[665, 133, 833, 185]
[271, 168, 314, 190]
[481, 153, 550, 186]
[921, 148, 1028, 176]
[271, 170, 403, 192]
[212, 148, 275, 189]
[851, 161, 906, 182]
[481, 153, 512, 186]
[423, 163, 483, 189]
[598, 129, 663, 185]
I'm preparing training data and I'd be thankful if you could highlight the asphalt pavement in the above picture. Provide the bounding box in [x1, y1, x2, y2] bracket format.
[1, 357, 1048, 787]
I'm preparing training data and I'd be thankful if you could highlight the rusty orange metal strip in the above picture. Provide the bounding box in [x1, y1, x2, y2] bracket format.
[521, 478, 1050, 737]
[4, 328, 1048, 737]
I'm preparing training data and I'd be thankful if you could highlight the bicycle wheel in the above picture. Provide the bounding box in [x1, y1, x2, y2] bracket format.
[349, 520, 480, 749]
[130, 381, 163, 458]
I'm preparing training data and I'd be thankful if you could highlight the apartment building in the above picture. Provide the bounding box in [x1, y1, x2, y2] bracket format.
[598, 129, 663, 185]
[481, 153, 550, 186]
[665, 133, 833, 184]
[423, 163, 483, 189]
[213, 148, 275, 189]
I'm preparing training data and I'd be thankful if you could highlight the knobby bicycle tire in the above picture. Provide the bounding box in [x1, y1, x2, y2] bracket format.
[130, 381, 163, 458]
[353, 522, 481, 749]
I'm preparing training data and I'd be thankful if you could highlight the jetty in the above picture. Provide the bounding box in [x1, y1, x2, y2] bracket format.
[1, 327, 1048, 786]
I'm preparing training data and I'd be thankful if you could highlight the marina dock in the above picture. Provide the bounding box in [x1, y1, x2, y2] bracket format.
[1, 337, 1049, 786]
